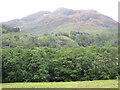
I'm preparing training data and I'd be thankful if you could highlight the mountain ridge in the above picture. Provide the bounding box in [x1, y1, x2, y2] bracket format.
[4, 8, 117, 34]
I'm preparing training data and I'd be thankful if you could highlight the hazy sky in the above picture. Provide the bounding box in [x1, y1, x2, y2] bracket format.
[0, 0, 119, 22]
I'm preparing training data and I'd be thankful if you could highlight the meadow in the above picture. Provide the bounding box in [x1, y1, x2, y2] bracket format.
[2, 80, 118, 88]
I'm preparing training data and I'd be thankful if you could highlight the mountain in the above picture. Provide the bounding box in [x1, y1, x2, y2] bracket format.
[4, 8, 117, 34]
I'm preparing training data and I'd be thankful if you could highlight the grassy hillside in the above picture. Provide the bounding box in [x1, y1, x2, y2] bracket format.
[1, 25, 118, 48]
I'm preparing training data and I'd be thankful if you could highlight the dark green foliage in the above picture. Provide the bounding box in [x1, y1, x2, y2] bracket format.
[55, 30, 118, 47]
[2, 46, 118, 82]
[2, 24, 20, 33]
[1, 25, 118, 83]
[2, 30, 118, 48]
[2, 33, 36, 48]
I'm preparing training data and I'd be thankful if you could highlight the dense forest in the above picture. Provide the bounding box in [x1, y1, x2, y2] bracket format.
[2, 46, 118, 82]
[1, 24, 119, 82]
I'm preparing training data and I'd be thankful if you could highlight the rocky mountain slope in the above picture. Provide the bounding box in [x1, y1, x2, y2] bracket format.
[5, 8, 117, 34]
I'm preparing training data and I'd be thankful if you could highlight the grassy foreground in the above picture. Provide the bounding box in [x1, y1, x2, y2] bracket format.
[2, 80, 118, 88]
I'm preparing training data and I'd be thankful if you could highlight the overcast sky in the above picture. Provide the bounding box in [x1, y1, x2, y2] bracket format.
[0, 0, 119, 22]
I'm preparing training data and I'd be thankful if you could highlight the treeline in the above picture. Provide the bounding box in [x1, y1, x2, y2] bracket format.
[2, 30, 118, 49]
[1, 24, 20, 34]
[54, 30, 118, 47]
[2, 46, 118, 82]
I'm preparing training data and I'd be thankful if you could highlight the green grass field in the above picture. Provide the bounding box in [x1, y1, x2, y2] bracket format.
[2, 80, 118, 88]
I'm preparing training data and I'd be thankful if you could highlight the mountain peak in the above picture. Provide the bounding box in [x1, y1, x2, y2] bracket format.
[53, 7, 76, 15]
[5, 8, 117, 34]
[55, 7, 73, 11]
[53, 8, 100, 16]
